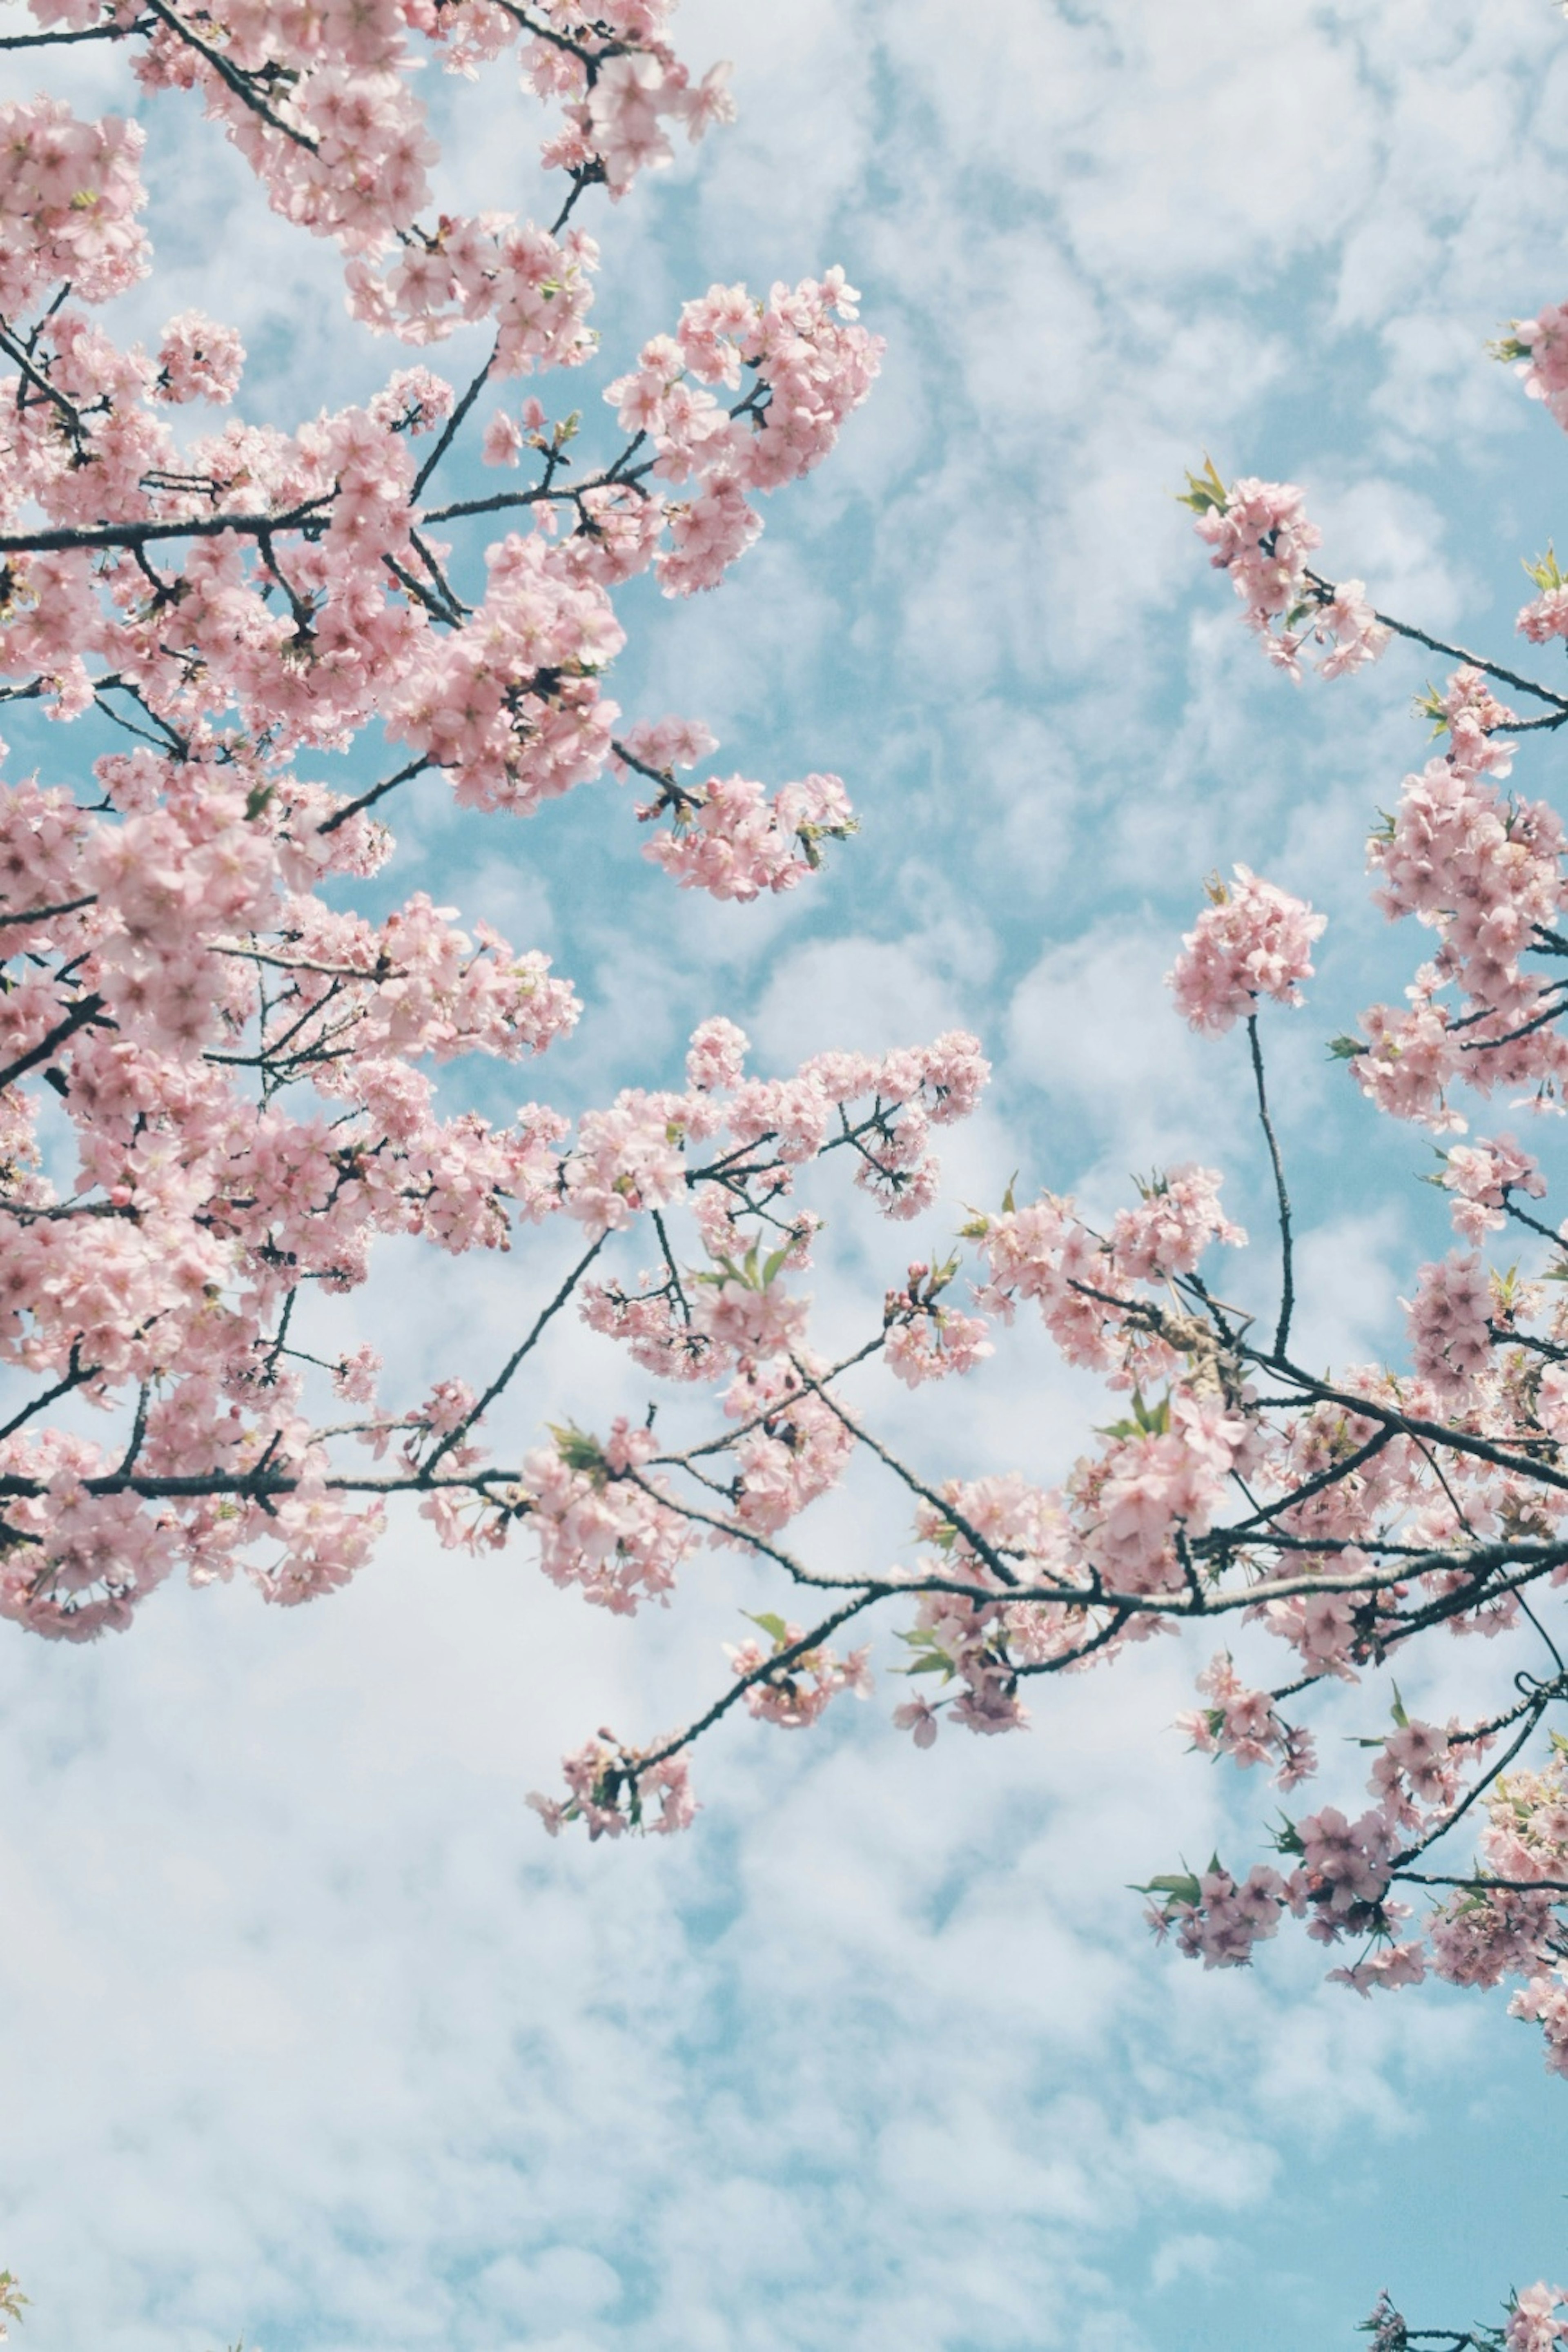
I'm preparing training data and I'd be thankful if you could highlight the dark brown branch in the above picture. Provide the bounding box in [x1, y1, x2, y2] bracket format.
[140, 0, 319, 150]
[0, 991, 108, 1090]
[632, 1595, 881, 1774]
[0, 894, 96, 931]
[1304, 566, 1568, 712]
[315, 756, 436, 835]
[411, 342, 496, 501]
[1246, 1011, 1295, 1356]
[0, 497, 332, 557]
[422, 1234, 608, 1472]
[786, 1354, 1023, 1588]
[0, 15, 147, 42]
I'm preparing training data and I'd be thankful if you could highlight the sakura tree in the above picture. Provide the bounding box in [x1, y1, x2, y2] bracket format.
[4, 0, 1568, 2338]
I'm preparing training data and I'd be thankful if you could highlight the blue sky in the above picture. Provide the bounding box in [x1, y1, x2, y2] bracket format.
[5, 3, 1568, 2346]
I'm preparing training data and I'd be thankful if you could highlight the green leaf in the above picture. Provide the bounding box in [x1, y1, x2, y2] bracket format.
[761, 1244, 791, 1287]
[548, 1421, 605, 1474]
[1134, 1872, 1203, 1907]
[1524, 542, 1566, 595]
[244, 782, 275, 822]
[744, 1610, 791, 1648]
[1390, 1683, 1409, 1729]
[1176, 454, 1228, 515]
[1137, 1390, 1172, 1437]
[1327, 1033, 1366, 1061]
[1100, 1390, 1170, 1441]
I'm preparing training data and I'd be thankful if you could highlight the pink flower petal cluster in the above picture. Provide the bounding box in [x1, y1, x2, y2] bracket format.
[388, 530, 623, 813]
[520, 1420, 695, 1613]
[1163, 1865, 1300, 1970]
[0, 100, 149, 312]
[725, 1621, 872, 1728]
[1167, 866, 1327, 1035]
[528, 1738, 696, 1840]
[1510, 301, 1568, 431]
[1327, 1941, 1428, 1998]
[1191, 471, 1387, 679]
[154, 312, 245, 405]
[720, 1359, 855, 1535]
[346, 219, 597, 376]
[603, 272, 882, 594]
[883, 1296, 993, 1388]
[1297, 1804, 1398, 1914]
[1071, 1394, 1247, 1597]
[641, 770, 855, 901]
[579, 51, 735, 196]
[1404, 1252, 1494, 1397]
[1504, 2283, 1568, 2352]
[1353, 691, 1568, 1126]
[1111, 1165, 1247, 1278]
[1178, 1651, 1314, 1784]
[1440, 1132, 1546, 1241]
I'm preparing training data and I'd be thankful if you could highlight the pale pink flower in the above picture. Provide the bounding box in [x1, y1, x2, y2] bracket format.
[1168, 867, 1326, 1034]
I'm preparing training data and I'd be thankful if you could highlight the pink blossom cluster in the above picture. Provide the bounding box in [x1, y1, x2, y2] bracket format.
[1167, 866, 1327, 1036]
[724, 1619, 872, 1728]
[1177, 1651, 1315, 1785]
[1408, 1757, 1568, 2068]
[617, 721, 858, 897]
[0, 99, 149, 312]
[345, 219, 599, 377]
[561, 50, 735, 196]
[1509, 301, 1568, 432]
[1504, 2283, 1568, 2352]
[972, 1164, 1244, 1373]
[1151, 1806, 1401, 1976]
[1157, 1864, 1301, 1970]
[154, 311, 246, 405]
[1298, 1802, 1399, 1917]
[1110, 1165, 1247, 1277]
[640, 770, 856, 900]
[388, 530, 623, 813]
[528, 1737, 697, 1840]
[1370, 1718, 1458, 1825]
[603, 271, 882, 592]
[883, 1265, 994, 1388]
[4, 0, 733, 356]
[1404, 1252, 1496, 1398]
[1439, 1132, 1547, 1241]
[1070, 1392, 1248, 1597]
[0, 94, 901, 1646]
[1189, 469, 1388, 679]
[1518, 559, 1568, 647]
[1353, 686, 1568, 1126]
[519, 1421, 695, 1614]
[720, 1360, 854, 1535]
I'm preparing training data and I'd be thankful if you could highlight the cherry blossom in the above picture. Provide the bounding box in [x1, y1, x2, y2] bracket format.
[13, 2, 1568, 2334]
[1167, 865, 1327, 1035]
